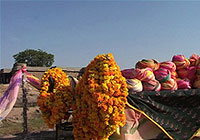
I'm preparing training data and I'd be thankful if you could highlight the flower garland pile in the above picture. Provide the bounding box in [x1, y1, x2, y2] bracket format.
[38, 67, 73, 128]
[72, 53, 128, 140]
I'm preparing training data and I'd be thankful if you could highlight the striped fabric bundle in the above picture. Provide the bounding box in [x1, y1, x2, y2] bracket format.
[133, 68, 155, 82]
[135, 59, 160, 71]
[160, 61, 177, 80]
[161, 78, 178, 90]
[126, 78, 143, 93]
[172, 54, 197, 89]
[160, 61, 176, 72]
[189, 53, 199, 66]
[122, 53, 200, 91]
[172, 55, 190, 70]
[142, 79, 161, 91]
[154, 68, 171, 83]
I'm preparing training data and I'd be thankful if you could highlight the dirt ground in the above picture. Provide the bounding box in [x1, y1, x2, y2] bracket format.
[0, 84, 60, 140]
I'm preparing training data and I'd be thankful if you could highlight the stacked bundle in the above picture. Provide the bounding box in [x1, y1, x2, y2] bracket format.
[154, 61, 178, 90]
[72, 53, 128, 140]
[190, 54, 200, 88]
[122, 53, 200, 92]
[172, 55, 195, 89]
[135, 59, 161, 91]
[126, 78, 143, 93]
[122, 66, 161, 92]
[135, 59, 160, 71]
[159, 61, 177, 79]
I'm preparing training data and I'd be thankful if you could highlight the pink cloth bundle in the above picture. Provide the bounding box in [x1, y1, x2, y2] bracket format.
[121, 68, 135, 79]
[172, 55, 190, 70]
[161, 78, 178, 90]
[189, 53, 199, 66]
[176, 78, 191, 89]
[126, 78, 143, 93]
[135, 59, 160, 71]
[133, 68, 155, 82]
[177, 66, 196, 81]
[154, 68, 171, 82]
[142, 79, 161, 91]
[160, 61, 176, 72]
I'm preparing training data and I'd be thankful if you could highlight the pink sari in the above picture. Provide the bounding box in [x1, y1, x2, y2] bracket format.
[120, 106, 200, 140]
[0, 69, 23, 120]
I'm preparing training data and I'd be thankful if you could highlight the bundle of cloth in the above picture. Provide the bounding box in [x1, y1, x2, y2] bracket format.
[120, 53, 200, 140]
[121, 53, 200, 92]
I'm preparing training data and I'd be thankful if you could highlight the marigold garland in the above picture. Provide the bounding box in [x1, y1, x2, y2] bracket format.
[72, 53, 128, 140]
[38, 67, 73, 128]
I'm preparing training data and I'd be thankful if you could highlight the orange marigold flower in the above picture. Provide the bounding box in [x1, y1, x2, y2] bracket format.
[38, 67, 74, 128]
[72, 53, 128, 140]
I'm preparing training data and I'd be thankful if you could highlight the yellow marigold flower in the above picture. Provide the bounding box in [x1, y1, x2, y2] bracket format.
[108, 106, 113, 114]
[38, 67, 74, 128]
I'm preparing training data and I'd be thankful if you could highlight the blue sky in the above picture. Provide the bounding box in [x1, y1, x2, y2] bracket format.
[1, 1, 200, 69]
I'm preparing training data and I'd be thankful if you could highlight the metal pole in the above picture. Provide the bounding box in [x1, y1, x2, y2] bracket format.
[22, 71, 28, 139]
[56, 124, 58, 140]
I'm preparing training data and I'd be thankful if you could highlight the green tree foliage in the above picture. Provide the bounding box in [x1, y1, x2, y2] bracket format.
[13, 49, 54, 67]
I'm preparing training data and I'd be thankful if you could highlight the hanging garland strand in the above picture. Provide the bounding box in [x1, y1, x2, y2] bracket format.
[72, 53, 128, 140]
[38, 67, 74, 128]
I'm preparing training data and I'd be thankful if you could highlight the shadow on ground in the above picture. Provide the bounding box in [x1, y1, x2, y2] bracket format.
[0, 130, 56, 140]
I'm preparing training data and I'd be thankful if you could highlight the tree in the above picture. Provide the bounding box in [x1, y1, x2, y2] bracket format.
[13, 49, 54, 67]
